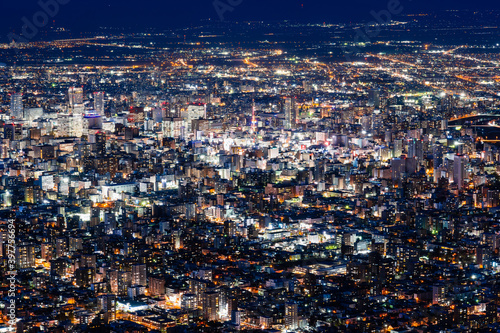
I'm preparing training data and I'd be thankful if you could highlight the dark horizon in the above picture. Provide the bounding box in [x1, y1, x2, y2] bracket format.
[2, 0, 499, 37]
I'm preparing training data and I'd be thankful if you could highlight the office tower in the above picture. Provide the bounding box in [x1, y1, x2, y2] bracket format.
[163, 117, 184, 138]
[293, 99, 298, 126]
[68, 87, 84, 112]
[202, 291, 220, 321]
[251, 99, 256, 133]
[285, 302, 299, 330]
[96, 132, 106, 157]
[405, 157, 418, 175]
[408, 139, 424, 162]
[16, 244, 35, 269]
[132, 263, 147, 286]
[69, 114, 84, 137]
[433, 144, 444, 170]
[10, 93, 23, 119]
[85, 112, 103, 130]
[183, 103, 206, 133]
[368, 88, 380, 108]
[361, 115, 372, 133]
[391, 158, 406, 182]
[284, 97, 297, 130]
[394, 139, 403, 158]
[68, 87, 84, 106]
[93, 92, 105, 116]
[453, 155, 466, 190]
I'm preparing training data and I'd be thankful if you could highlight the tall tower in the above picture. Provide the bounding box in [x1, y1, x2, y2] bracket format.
[68, 87, 84, 113]
[132, 263, 147, 286]
[394, 139, 403, 158]
[453, 155, 465, 190]
[202, 291, 220, 321]
[99, 294, 116, 323]
[284, 97, 297, 130]
[93, 91, 105, 116]
[96, 132, 106, 157]
[10, 93, 23, 119]
[285, 302, 298, 330]
[251, 99, 256, 133]
[16, 244, 35, 269]
[368, 88, 381, 108]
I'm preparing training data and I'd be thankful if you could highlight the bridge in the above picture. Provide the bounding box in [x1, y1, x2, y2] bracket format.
[449, 114, 500, 126]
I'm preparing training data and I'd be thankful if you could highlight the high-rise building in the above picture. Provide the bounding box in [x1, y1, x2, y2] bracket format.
[149, 277, 165, 296]
[391, 158, 406, 182]
[55, 237, 68, 257]
[132, 263, 147, 286]
[96, 132, 106, 157]
[453, 155, 466, 190]
[69, 114, 84, 137]
[99, 294, 116, 323]
[75, 267, 95, 288]
[202, 291, 220, 321]
[93, 92, 105, 116]
[432, 284, 445, 305]
[394, 139, 403, 158]
[368, 88, 381, 108]
[181, 293, 197, 310]
[16, 244, 35, 269]
[231, 310, 242, 326]
[183, 103, 206, 133]
[408, 139, 424, 162]
[285, 302, 298, 330]
[108, 270, 132, 295]
[284, 97, 297, 130]
[81, 254, 97, 268]
[163, 117, 184, 138]
[68, 87, 84, 112]
[10, 93, 23, 119]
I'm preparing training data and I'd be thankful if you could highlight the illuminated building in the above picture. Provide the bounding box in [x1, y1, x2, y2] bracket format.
[285, 302, 298, 330]
[68, 87, 84, 113]
[94, 91, 105, 116]
[10, 93, 23, 119]
[202, 291, 220, 321]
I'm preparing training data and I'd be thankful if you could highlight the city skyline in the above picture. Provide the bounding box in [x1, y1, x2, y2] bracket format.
[1, 2, 500, 333]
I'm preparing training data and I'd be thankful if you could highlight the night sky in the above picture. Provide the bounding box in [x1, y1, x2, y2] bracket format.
[1, 0, 499, 34]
